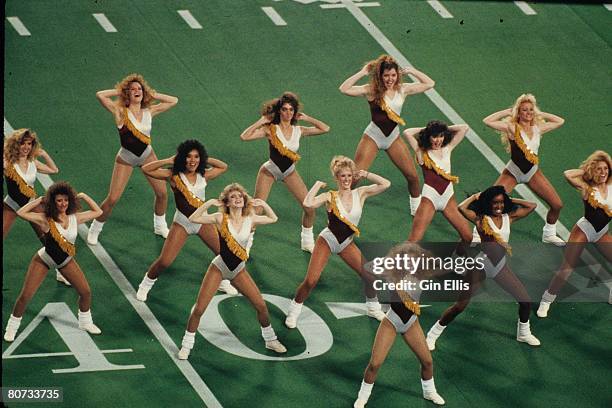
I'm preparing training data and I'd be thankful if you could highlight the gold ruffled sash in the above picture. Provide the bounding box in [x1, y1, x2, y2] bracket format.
[124, 108, 151, 145]
[422, 151, 459, 183]
[47, 219, 76, 257]
[586, 187, 612, 217]
[481, 216, 512, 256]
[513, 124, 538, 165]
[4, 164, 36, 198]
[218, 214, 248, 261]
[269, 125, 300, 163]
[379, 98, 406, 126]
[172, 175, 205, 209]
[329, 190, 360, 237]
[398, 289, 421, 316]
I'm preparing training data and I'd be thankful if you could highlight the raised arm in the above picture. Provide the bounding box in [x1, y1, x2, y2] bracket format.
[188, 200, 223, 225]
[447, 124, 470, 150]
[149, 91, 179, 117]
[297, 113, 330, 137]
[96, 89, 121, 114]
[205, 157, 228, 181]
[251, 199, 278, 226]
[458, 193, 479, 224]
[401, 67, 435, 95]
[35, 149, 59, 174]
[402, 127, 424, 164]
[538, 111, 565, 135]
[564, 169, 589, 193]
[483, 108, 513, 133]
[357, 170, 391, 200]
[303, 181, 331, 209]
[509, 198, 537, 222]
[76, 193, 103, 224]
[16, 197, 48, 228]
[240, 116, 270, 141]
[339, 65, 371, 97]
[142, 156, 174, 180]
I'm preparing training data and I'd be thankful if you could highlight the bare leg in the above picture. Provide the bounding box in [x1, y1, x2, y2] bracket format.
[408, 197, 436, 241]
[231, 269, 271, 327]
[547, 226, 587, 295]
[284, 170, 314, 228]
[494, 170, 518, 194]
[2, 203, 18, 239]
[145, 224, 189, 279]
[338, 243, 376, 298]
[294, 237, 332, 303]
[59, 260, 93, 312]
[253, 166, 276, 216]
[386, 138, 420, 198]
[402, 320, 434, 380]
[186, 264, 223, 333]
[442, 197, 473, 243]
[353, 135, 378, 188]
[12, 254, 50, 317]
[528, 170, 563, 224]
[362, 318, 397, 384]
[197, 224, 220, 254]
[142, 150, 168, 217]
[97, 156, 134, 222]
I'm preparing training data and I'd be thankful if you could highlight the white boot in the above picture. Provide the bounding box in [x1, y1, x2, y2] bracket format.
[365, 298, 385, 321]
[87, 220, 104, 245]
[542, 222, 565, 247]
[56, 270, 71, 286]
[409, 195, 421, 216]
[136, 275, 157, 302]
[300, 226, 315, 253]
[218, 279, 238, 296]
[516, 320, 540, 346]
[4, 314, 22, 342]
[153, 214, 169, 238]
[354, 380, 373, 408]
[178, 330, 195, 360]
[426, 321, 446, 351]
[261, 325, 287, 353]
[422, 378, 445, 405]
[78, 310, 102, 335]
[285, 299, 303, 329]
[537, 290, 556, 318]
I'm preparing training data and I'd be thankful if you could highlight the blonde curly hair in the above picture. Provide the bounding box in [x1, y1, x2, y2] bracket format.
[367, 54, 402, 106]
[579, 150, 611, 185]
[115, 73, 155, 108]
[500, 93, 545, 152]
[330, 155, 357, 178]
[3, 129, 41, 163]
[218, 183, 253, 216]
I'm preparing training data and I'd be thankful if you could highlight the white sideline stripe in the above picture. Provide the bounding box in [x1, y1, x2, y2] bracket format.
[4, 118, 222, 408]
[604, 4, 612, 11]
[261, 7, 287, 26]
[321, 2, 380, 8]
[426, 0, 454, 19]
[7, 17, 31, 36]
[177, 10, 203, 29]
[92, 13, 118, 33]
[514, 1, 537, 15]
[337, 0, 611, 289]
[4, 349, 134, 359]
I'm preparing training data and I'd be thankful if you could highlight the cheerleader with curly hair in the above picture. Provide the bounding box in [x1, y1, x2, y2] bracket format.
[87, 74, 178, 245]
[339, 55, 435, 216]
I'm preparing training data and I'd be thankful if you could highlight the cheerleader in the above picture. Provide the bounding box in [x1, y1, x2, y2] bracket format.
[353, 243, 445, 407]
[478, 94, 566, 245]
[339, 55, 435, 215]
[403, 121, 472, 243]
[285, 156, 390, 328]
[538, 151, 611, 317]
[4, 182, 103, 342]
[240, 92, 330, 252]
[87, 74, 178, 245]
[135, 139, 238, 301]
[177, 184, 286, 360]
[426, 186, 541, 350]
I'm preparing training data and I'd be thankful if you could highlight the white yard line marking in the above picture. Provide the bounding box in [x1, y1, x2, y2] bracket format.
[321, 2, 380, 9]
[92, 13, 118, 33]
[177, 10, 203, 29]
[4, 349, 135, 359]
[337, 0, 611, 290]
[604, 4, 612, 11]
[261, 6, 288, 26]
[6, 17, 31, 36]
[4, 118, 222, 408]
[426, 0, 454, 19]
[514, 1, 537, 15]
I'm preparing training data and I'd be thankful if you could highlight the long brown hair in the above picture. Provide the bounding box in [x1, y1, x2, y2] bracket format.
[115, 73, 155, 108]
[43, 181, 80, 221]
[3, 129, 41, 163]
[367, 55, 402, 105]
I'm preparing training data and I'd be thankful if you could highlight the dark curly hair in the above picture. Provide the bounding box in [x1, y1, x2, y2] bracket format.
[261, 92, 301, 125]
[417, 120, 455, 150]
[44, 181, 80, 221]
[468, 185, 517, 216]
[172, 139, 208, 175]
